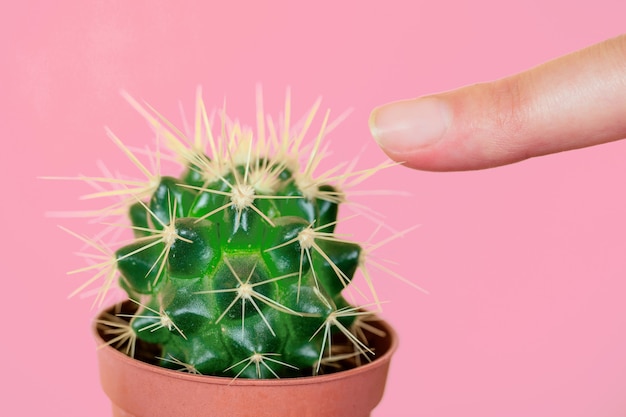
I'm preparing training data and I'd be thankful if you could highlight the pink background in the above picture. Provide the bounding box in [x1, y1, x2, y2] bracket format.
[3, 1, 626, 416]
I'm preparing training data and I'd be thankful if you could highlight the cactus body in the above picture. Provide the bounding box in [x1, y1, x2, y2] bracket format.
[113, 114, 368, 378]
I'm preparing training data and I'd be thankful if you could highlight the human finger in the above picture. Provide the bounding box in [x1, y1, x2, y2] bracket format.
[369, 34, 626, 171]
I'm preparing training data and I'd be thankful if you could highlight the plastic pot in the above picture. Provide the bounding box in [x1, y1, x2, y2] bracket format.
[94, 302, 398, 417]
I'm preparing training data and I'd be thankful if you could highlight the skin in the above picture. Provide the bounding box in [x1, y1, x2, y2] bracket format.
[369, 34, 626, 171]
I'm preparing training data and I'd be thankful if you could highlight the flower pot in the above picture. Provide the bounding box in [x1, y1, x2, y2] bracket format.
[94, 302, 398, 417]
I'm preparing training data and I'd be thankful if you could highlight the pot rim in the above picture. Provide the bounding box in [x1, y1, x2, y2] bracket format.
[93, 301, 399, 387]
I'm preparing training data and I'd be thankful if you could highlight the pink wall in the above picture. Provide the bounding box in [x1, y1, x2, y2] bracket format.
[4, 1, 626, 416]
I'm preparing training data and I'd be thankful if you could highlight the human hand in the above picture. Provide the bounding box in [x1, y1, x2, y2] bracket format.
[369, 34, 626, 171]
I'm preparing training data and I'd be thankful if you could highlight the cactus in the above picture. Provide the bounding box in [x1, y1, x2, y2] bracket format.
[57, 89, 415, 379]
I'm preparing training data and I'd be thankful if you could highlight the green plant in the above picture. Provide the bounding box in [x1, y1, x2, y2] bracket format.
[57, 89, 417, 379]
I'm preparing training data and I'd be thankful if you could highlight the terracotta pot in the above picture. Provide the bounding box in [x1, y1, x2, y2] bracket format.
[94, 303, 398, 417]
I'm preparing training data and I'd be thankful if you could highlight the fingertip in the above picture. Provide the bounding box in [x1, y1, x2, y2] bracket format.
[369, 97, 452, 156]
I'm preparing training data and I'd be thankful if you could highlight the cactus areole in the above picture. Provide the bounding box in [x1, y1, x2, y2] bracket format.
[69, 90, 403, 381]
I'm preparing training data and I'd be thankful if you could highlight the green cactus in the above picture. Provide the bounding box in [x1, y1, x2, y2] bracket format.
[115, 159, 371, 377]
[58, 89, 413, 379]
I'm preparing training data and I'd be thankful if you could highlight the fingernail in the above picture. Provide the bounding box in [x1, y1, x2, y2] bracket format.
[369, 98, 451, 152]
